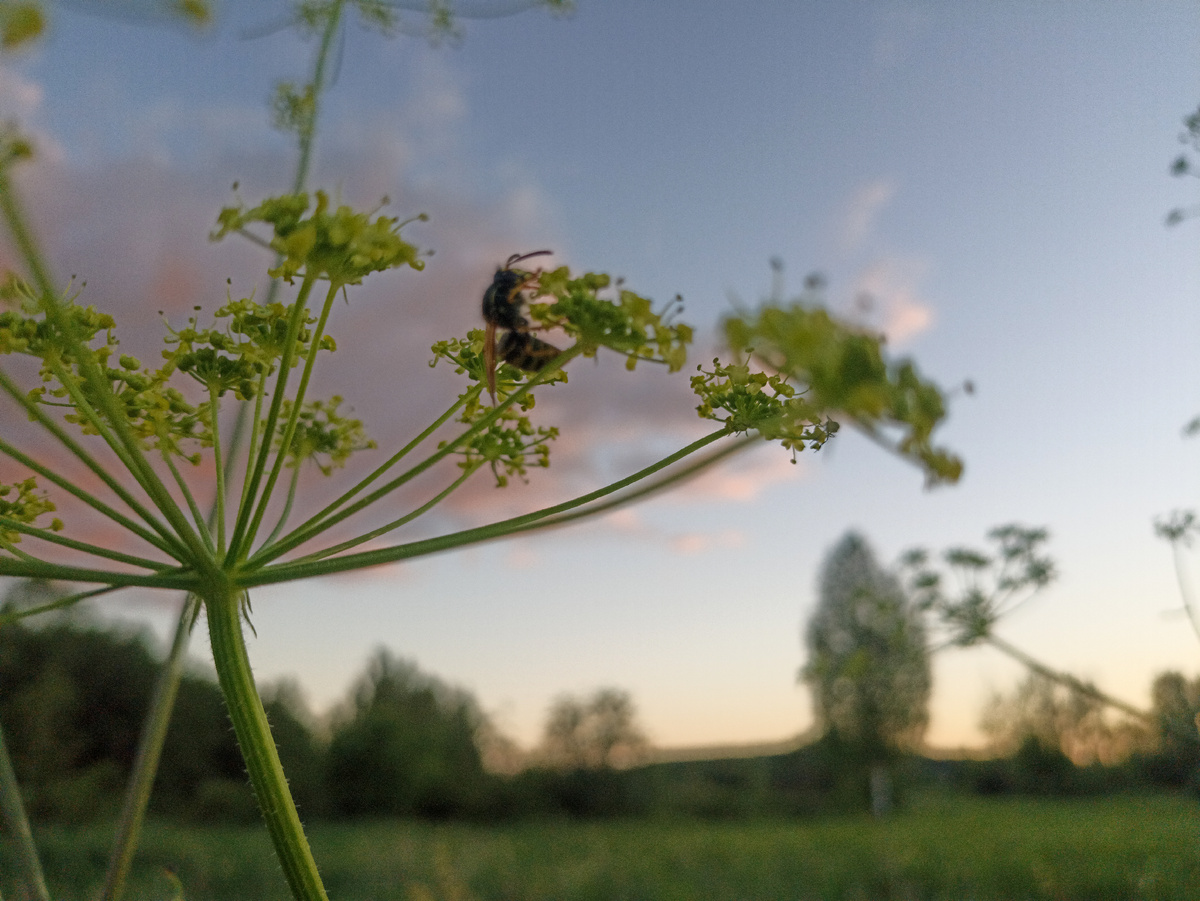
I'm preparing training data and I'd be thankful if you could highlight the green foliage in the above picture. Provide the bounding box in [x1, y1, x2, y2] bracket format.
[0, 1, 44, 48]
[0, 614, 156, 821]
[980, 673, 1148, 773]
[1141, 671, 1200, 790]
[325, 650, 493, 819]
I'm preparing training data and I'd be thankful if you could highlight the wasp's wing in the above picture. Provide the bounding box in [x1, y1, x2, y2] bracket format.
[485, 321, 498, 405]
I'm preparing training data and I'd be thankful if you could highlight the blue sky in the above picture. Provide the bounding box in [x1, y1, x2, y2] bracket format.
[1, 1, 1198, 751]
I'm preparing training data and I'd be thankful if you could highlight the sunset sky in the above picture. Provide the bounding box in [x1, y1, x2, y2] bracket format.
[1, 0, 1198, 752]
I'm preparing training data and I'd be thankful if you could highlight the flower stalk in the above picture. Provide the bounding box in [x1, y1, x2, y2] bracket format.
[205, 581, 328, 901]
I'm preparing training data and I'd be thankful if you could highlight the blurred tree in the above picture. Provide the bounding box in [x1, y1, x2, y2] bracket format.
[980, 672, 1149, 769]
[539, 688, 648, 771]
[0, 583, 325, 823]
[1140, 671, 1200, 789]
[0, 612, 156, 820]
[324, 649, 492, 819]
[801, 532, 931, 814]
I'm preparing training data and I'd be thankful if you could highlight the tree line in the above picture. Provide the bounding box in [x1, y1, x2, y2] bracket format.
[3, 599, 1200, 826]
[0, 603, 654, 823]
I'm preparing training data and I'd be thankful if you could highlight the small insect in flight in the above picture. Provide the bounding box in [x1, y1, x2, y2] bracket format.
[482, 249, 563, 403]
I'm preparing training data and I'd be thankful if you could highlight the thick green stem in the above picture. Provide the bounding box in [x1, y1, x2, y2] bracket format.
[98, 594, 197, 901]
[205, 583, 328, 900]
[0, 717, 50, 901]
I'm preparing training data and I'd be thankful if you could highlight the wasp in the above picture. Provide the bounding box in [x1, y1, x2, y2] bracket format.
[482, 249, 563, 403]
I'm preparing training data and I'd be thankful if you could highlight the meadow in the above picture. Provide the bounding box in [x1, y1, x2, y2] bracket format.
[5, 794, 1199, 901]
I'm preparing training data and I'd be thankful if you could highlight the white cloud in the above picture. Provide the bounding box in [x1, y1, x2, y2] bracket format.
[839, 178, 896, 253]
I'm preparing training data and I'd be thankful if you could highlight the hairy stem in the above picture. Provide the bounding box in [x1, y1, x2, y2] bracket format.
[205, 583, 328, 900]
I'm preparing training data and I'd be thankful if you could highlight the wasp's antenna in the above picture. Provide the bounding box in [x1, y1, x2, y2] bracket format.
[504, 249, 553, 268]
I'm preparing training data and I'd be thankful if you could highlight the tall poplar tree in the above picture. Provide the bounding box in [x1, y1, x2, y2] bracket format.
[802, 531, 931, 810]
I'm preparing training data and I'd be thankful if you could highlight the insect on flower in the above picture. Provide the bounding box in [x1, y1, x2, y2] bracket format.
[482, 249, 563, 403]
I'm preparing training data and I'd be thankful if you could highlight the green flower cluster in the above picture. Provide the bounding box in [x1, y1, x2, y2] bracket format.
[721, 304, 962, 484]
[212, 190, 426, 287]
[167, 296, 334, 400]
[0, 476, 60, 545]
[691, 358, 839, 460]
[0, 282, 211, 456]
[529, 268, 692, 371]
[273, 396, 375, 475]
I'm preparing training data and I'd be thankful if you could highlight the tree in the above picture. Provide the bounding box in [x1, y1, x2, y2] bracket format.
[802, 532, 930, 812]
[1141, 671, 1200, 789]
[539, 687, 648, 771]
[325, 649, 492, 819]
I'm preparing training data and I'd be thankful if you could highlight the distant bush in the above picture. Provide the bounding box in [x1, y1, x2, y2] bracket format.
[324, 649, 495, 820]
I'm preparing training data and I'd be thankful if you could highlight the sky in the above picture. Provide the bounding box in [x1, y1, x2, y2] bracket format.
[0, 0, 1198, 753]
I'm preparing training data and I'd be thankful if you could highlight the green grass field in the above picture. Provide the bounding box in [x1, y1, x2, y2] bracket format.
[5, 795, 1200, 901]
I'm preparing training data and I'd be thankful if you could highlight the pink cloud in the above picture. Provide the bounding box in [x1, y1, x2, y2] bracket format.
[0, 114, 748, 569]
[851, 255, 935, 345]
